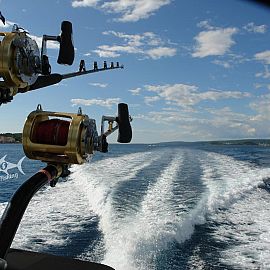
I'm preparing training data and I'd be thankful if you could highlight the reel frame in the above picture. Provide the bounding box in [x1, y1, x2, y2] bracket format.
[23, 105, 98, 165]
[23, 103, 132, 166]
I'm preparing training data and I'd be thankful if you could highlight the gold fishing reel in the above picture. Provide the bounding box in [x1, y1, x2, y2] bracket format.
[22, 103, 132, 166]
[0, 21, 123, 106]
[0, 27, 40, 93]
[0, 22, 75, 105]
[23, 105, 98, 165]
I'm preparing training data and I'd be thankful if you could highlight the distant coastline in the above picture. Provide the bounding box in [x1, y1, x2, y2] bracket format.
[0, 133, 22, 144]
[207, 139, 270, 146]
[0, 133, 269, 146]
[159, 139, 270, 147]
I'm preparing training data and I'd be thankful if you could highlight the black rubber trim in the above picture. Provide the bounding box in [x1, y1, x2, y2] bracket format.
[6, 249, 114, 270]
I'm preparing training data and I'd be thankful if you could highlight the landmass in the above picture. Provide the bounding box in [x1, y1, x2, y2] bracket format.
[208, 139, 270, 146]
[0, 133, 22, 143]
[0, 134, 269, 146]
[159, 139, 270, 147]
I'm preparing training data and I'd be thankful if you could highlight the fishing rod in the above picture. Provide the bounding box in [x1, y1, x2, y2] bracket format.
[0, 21, 123, 105]
[0, 17, 132, 270]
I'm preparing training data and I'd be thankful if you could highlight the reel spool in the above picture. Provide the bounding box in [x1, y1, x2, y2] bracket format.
[23, 105, 98, 165]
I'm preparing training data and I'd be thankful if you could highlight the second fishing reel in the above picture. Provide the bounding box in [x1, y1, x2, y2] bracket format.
[0, 20, 123, 105]
[22, 103, 132, 166]
[0, 21, 74, 104]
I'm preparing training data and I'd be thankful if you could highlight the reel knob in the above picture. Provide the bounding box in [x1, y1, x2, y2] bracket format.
[117, 103, 132, 143]
[57, 21, 74, 65]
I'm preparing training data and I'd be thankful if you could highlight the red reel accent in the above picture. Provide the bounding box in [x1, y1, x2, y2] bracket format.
[32, 119, 70, 146]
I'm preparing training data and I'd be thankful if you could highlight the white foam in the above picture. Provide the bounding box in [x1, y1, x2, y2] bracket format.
[99, 154, 183, 270]
[71, 151, 159, 219]
[79, 149, 270, 270]
[2, 148, 270, 270]
[0, 151, 157, 258]
[212, 185, 270, 269]
[187, 152, 270, 269]
[11, 176, 94, 251]
[174, 151, 270, 245]
[201, 152, 270, 213]
[73, 151, 163, 265]
[0, 202, 8, 216]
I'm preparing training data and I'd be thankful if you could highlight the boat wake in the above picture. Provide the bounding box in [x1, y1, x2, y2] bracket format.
[1, 147, 270, 269]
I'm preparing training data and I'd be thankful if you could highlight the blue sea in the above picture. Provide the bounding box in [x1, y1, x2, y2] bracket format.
[1, 143, 270, 270]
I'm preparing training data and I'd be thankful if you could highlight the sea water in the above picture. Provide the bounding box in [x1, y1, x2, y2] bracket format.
[0, 143, 270, 270]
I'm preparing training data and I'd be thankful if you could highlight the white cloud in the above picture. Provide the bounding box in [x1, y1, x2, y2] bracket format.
[144, 96, 161, 106]
[255, 50, 270, 65]
[72, 0, 100, 7]
[71, 97, 121, 107]
[243, 22, 267, 34]
[254, 51, 270, 79]
[89, 82, 108, 88]
[93, 49, 120, 58]
[94, 30, 176, 60]
[145, 83, 250, 108]
[128, 87, 141, 95]
[146, 47, 177, 59]
[138, 106, 258, 140]
[29, 35, 59, 49]
[72, 0, 171, 22]
[206, 107, 256, 136]
[137, 110, 198, 124]
[211, 54, 250, 69]
[98, 44, 142, 54]
[250, 94, 270, 121]
[246, 95, 270, 137]
[255, 65, 270, 79]
[103, 30, 162, 47]
[253, 83, 270, 90]
[0, 20, 16, 29]
[0, 21, 56, 51]
[197, 20, 215, 30]
[1, 23, 57, 50]
[137, 87, 270, 140]
[254, 83, 264, 89]
[192, 27, 238, 58]
[212, 59, 231, 68]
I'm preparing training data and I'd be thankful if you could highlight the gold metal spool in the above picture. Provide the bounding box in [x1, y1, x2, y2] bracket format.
[0, 32, 28, 90]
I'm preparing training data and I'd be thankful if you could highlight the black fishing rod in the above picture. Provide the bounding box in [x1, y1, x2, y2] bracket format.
[0, 165, 59, 259]
[25, 62, 124, 92]
[0, 21, 123, 104]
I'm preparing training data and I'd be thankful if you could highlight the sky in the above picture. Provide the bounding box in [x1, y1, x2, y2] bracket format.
[0, 0, 270, 143]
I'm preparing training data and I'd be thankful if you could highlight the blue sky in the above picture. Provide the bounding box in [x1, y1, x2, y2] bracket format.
[1, 0, 270, 143]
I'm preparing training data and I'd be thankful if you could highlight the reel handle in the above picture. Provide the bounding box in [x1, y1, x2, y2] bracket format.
[57, 21, 74, 65]
[117, 103, 132, 143]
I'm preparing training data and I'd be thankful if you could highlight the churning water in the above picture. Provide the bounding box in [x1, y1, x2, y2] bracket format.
[1, 143, 270, 269]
